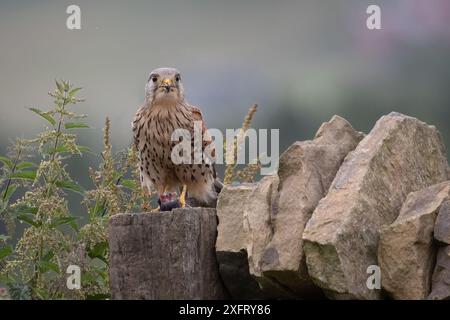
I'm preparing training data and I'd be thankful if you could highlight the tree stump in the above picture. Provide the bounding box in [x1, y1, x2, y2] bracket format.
[109, 207, 228, 299]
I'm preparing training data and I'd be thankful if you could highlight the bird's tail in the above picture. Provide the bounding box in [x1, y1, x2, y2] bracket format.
[213, 178, 224, 194]
[186, 178, 223, 208]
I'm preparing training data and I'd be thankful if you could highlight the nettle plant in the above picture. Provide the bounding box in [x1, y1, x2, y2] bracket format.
[0, 81, 154, 300]
[0, 81, 259, 300]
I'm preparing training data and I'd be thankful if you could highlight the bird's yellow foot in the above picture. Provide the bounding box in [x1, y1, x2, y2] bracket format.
[180, 185, 187, 208]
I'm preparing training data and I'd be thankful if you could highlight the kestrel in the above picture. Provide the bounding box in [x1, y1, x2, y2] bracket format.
[132, 67, 221, 211]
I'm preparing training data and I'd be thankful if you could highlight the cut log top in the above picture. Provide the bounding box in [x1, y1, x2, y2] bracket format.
[109, 208, 228, 300]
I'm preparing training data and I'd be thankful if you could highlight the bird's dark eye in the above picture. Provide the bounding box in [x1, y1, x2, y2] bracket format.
[175, 75, 181, 82]
[152, 76, 158, 83]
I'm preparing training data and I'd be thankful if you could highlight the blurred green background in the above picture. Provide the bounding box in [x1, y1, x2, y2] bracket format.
[1, 0, 449, 205]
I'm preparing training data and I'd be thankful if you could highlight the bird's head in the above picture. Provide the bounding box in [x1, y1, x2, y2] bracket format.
[145, 67, 185, 106]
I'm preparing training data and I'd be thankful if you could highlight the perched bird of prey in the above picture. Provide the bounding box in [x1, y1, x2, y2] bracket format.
[132, 67, 221, 211]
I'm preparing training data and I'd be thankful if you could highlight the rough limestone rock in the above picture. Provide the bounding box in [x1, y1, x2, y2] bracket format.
[302, 112, 449, 300]
[435, 200, 450, 244]
[109, 208, 227, 299]
[242, 175, 294, 298]
[255, 116, 364, 297]
[215, 184, 266, 299]
[379, 182, 450, 299]
[428, 245, 450, 300]
[244, 175, 279, 279]
[216, 184, 256, 255]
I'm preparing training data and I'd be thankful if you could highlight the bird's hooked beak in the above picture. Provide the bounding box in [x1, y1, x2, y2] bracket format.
[161, 78, 174, 92]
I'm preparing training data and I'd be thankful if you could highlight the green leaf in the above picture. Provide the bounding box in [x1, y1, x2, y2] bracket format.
[0, 156, 13, 169]
[82, 271, 98, 285]
[16, 161, 37, 170]
[42, 250, 54, 262]
[62, 80, 70, 92]
[55, 80, 64, 93]
[38, 260, 60, 274]
[120, 179, 137, 190]
[17, 213, 41, 227]
[7, 283, 31, 300]
[88, 241, 108, 263]
[38, 250, 60, 273]
[70, 220, 79, 231]
[68, 87, 82, 98]
[112, 171, 124, 181]
[49, 216, 77, 229]
[3, 185, 18, 201]
[32, 287, 49, 300]
[14, 206, 38, 216]
[36, 251, 58, 274]
[77, 145, 94, 155]
[55, 180, 85, 195]
[0, 200, 7, 215]
[90, 202, 106, 217]
[47, 145, 70, 155]
[65, 122, 89, 129]
[0, 245, 13, 260]
[29, 107, 56, 126]
[9, 170, 36, 181]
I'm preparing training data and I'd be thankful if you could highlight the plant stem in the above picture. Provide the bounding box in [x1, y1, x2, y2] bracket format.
[46, 93, 68, 198]
[2, 146, 23, 201]
[31, 92, 69, 295]
[100, 176, 122, 217]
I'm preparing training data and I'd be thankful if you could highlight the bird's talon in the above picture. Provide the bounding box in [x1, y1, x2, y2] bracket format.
[180, 185, 187, 208]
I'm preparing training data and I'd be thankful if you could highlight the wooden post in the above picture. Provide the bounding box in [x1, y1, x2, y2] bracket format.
[109, 208, 228, 299]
